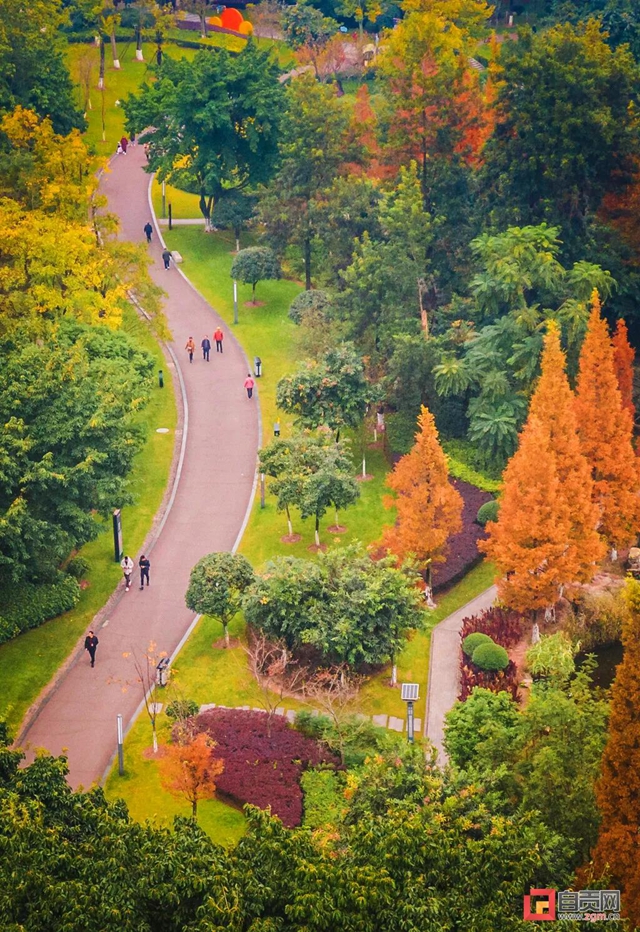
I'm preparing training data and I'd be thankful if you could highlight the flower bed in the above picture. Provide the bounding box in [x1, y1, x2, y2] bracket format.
[458, 607, 525, 701]
[193, 708, 339, 828]
[432, 480, 494, 591]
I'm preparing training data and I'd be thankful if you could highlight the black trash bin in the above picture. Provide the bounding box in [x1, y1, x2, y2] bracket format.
[254, 356, 262, 377]
[156, 657, 170, 687]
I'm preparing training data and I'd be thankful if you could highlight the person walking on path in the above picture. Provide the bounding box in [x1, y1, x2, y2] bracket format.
[143, 222, 153, 243]
[84, 631, 99, 668]
[201, 335, 211, 361]
[244, 373, 255, 399]
[214, 327, 224, 353]
[162, 249, 172, 270]
[185, 336, 195, 363]
[120, 555, 135, 591]
[120, 135, 128, 154]
[139, 555, 151, 589]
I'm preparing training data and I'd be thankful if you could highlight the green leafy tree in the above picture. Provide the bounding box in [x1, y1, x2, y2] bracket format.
[231, 246, 280, 302]
[244, 544, 423, 667]
[125, 45, 285, 228]
[299, 454, 359, 546]
[282, 0, 337, 78]
[213, 191, 257, 252]
[276, 345, 381, 440]
[185, 552, 254, 648]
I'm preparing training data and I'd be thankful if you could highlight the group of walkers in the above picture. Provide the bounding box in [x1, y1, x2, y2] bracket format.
[83, 553, 150, 668]
[116, 134, 135, 156]
[142, 222, 173, 269]
[185, 329, 224, 363]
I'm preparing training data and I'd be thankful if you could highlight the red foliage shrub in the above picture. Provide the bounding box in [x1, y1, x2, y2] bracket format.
[192, 709, 339, 828]
[432, 480, 493, 591]
[458, 659, 519, 702]
[460, 606, 524, 649]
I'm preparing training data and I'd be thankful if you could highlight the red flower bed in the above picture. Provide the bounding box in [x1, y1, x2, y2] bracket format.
[192, 709, 339, 828]
[460, 606, 524, 648]
[432, 480, 494, 591]
[458, 607, 525, 701]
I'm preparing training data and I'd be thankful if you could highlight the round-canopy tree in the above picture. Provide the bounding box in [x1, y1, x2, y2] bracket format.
[231, 247, 280, 303]
[185, 552, 254, 648]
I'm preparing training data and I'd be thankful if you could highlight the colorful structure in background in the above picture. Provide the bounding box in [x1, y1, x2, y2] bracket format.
[208, 8, 254, 36]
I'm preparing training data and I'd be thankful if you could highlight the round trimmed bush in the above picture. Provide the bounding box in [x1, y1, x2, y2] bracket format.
[477, 500, 499, 526]
[472, 641, 509, 672]
[66, 555, 90, 579]
[461, 632, 494, 658]
[288, 289, 331, 324]
[166, 698, 199, 722]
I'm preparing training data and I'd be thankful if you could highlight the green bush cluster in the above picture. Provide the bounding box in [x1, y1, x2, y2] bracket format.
[462, 632, 493, 657]
[288, 290, 331, 325]
[0, 576, 80, 645]
[442, 440, 502, 493]
[165, 698, 200, 721]
[472, 641, 509, 672]
[301, 768, 345, 830]
[476, 500, 500, 526]
[65, 556, 90, 580]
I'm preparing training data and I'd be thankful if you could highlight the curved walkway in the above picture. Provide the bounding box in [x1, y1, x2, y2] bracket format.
[19, 147, 260, 789]
[425, 585, 496, 765]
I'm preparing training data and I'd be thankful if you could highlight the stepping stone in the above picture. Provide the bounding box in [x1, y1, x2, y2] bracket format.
[388, 716, 404, 732]
[150, 703, 163, 715]
[285, 710, 296, 723]
[372, 714, 388, 728]
[240, 705, 250, 710]
[275, 707, 285, 716]
[199, 703, 216, 712]
[252, 707, 264, 713]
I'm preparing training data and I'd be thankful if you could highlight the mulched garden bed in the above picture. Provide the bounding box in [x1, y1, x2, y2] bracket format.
[192, 708, 339, 828]
[432, 479, 494, 591]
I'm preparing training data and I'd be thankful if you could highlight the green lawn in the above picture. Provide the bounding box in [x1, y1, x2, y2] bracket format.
[151, 177, 203, 221]
[0, 307, 177, 734]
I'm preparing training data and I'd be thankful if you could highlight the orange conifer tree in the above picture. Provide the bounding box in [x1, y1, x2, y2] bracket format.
[588, 578, 640, 927]
[574, 293, 640, 550]
[480, 416, 573, 615]
[159, 732, 224, 819]
[381, 405, 462, 585]
[612, 317, 635, 421]
[528, 322, 605, 582]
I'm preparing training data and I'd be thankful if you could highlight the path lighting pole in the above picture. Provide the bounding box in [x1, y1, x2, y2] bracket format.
[162, 180, 166, 219]
[117, 713, 124, 776]
[401, 683, 420, 744]
[233, 279, 238, 325]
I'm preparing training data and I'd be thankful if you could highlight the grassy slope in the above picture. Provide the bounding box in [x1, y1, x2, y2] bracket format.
[0, 308, 177, 733]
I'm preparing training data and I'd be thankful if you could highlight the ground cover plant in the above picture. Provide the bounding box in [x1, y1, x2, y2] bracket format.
[193, 708, 340, 827]
[458, 607, 524, 701]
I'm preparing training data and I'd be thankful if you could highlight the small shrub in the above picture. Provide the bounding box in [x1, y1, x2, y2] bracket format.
[166, 699, 200, 722]
[301, 768, 345, 830]
[65, 556, 90, 580]
[565, 589, 628, 651]
[0, 576, 80, 645]
[288, 290, 331, 325]
[460, 606, 524, 649]
[526, 632, 575, 680]
[462, 632, 494, 658]
[476, 500, 499, 526]
[472, 641, 509, 672]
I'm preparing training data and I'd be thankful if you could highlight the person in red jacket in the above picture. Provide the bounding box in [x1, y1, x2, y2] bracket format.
[214, 327, 224, 353]
[244, 374, 255, 399]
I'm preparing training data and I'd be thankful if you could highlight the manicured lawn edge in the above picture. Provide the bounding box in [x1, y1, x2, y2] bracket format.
[3, 307, 180, 737]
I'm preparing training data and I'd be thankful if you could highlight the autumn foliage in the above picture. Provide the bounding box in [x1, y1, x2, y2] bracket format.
[481, 415, 573, 614]
[381, 405, 463, 578]
[588, 579, 640, 927]
[160, 732, 224, 819]
[574, 293, 639, 548]
[612, 317, 635, 422]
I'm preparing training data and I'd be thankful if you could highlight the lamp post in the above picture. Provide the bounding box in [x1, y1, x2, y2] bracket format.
[401, 683, 420, 743]
[233, 279, 238, 325]
[117, 713, 124, 776]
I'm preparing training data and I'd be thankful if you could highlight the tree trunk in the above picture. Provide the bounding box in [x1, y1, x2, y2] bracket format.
[362, 454, 367, 478]
[303, 236, 312, 290]
[192, 798, 198, 819]
[315, 515, 320, 547]
[98, 35, 105, 90]
[252, 282, 256, 301]
[152, 723, 158, 754]
[390, 659, 397, 687]
[285, 505, 293, 538]
[235, 227, 240, 252]
[418, 279, 428, 336]
[200, 12, 207, 37]
[110, 31, 120, 69]
[335, 507, 339, 527]
[223, 622, 230, 648]
[135, 25, 144, 60]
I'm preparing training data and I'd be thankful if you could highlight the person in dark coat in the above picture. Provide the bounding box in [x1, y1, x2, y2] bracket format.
[139, 554, 151, 589]
[143, 222, 153, 243]
[201, 335, 211, 361]
[162, 249, 171, 270]
[84, 631, 99, 667]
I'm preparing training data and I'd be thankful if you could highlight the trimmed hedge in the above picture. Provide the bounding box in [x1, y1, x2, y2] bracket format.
[462, 632, 493, 658]
[472, 641, 509, 672]
[476, 500, 499, 526]
[0, 576, 80, 645]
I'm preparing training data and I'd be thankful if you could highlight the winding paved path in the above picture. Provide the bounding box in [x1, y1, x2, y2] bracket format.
[425, 585, 496, 764]
[19, 147, 260, 789]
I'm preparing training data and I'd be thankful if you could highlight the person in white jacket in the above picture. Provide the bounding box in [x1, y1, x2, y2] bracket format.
[120, 555, 135, 592]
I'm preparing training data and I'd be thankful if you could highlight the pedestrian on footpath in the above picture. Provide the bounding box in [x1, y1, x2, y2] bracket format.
[162, 249, 172, 270]
[139, 555, 151, 589]
[185, 336, 195, 363]
[244, 373, 255, 399]
[214, 326, 224, 353]
[84, 630, 99, 668]
[143, 222, 153, 243]
[201, 335, 211, 361]
[120, 555, 135, 591]
[120, 135, 128, 154]
[116, 142, 123, 155]
[130, 130, 137, 146]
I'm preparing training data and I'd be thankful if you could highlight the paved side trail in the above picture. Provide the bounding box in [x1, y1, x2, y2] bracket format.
[19, 147, 259, 789]
[425, 585, 497, 764]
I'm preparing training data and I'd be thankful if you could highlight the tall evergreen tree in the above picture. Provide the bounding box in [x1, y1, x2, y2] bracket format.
[574, 293, 640, 550]
[481, 416, 573, 616]
[528, 322, 604, 582]
[588, 578, 640, 928]
[381, 405, 462, 585]
[612, 317, 636, 422]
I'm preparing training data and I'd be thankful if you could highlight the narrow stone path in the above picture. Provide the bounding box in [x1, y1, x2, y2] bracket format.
[19, 147, 260, 789]
[425, 585, 497, 764]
